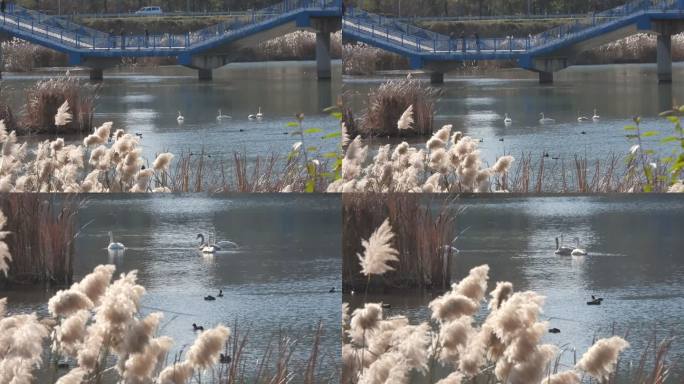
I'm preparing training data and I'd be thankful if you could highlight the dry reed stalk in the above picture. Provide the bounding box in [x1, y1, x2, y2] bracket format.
[359, 76, 438, 137]
[0, 194, 79, 285]
[21, 75, 98, 135]
[342, 193, 457, 290]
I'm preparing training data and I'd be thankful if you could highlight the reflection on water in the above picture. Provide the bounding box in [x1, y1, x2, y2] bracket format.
[1, 62, 342, 162]
[344, 63, 684, 168]
[346, 195, 684, 381]
[2, 194, 342, 378]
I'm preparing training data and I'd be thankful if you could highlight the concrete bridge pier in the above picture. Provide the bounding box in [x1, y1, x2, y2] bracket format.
[90, 68, 104, 81]
[315, 32, 332, 79]
[657, 34, 672, 83]
[198, 68, 213, 81]
[81, 58, 119, 82]
[651, 20, 684, 84]
[430, 72, 445, 84]
[311, 18, 341, 80]
[538, 71, 554, 84]
[181, 55, 230, 81]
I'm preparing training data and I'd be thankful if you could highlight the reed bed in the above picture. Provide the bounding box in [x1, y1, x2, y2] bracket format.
[0, 194, 79, 286]
[0, 260, 337, 383]
[1, 38, 68, 72]
[343, 219, 678, 383]
[21, 74, 98, 135]
[342, 193, 457, 290]
[240, 31, 342, 62]
[333, 104, 684, 193]
[348, 75, 437, 138]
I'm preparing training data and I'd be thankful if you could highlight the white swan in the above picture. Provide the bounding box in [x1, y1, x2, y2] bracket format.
[571, 237, 588, 256]
[177, 111, 185, 123]
[592, 109, 600, 121]
[107, 231, 125, 251]
[504, 113, 512, 125]
[197, 233, 238, 254]
[217, 109, 232, 121]
[539, 113, 555, 124]
[577, 112, 590, 122]
[249, 107, 263, 120]
[554, 235, 573, 256]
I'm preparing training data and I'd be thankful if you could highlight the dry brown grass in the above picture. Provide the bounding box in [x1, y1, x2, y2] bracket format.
[20, 75, 98, 135]
[0, 194, 80, 286]
[166, 151, 331, 193]
[507, 152, 672, 193]
[342, 193, 457, 290]
[217, 320, 335, 384]
[353, 76, 438, 137]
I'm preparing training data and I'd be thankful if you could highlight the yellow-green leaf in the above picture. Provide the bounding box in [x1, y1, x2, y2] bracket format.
[323, 132, 342, 139]
[641, 131, 659, 137]
[303, 128, 323, 134]
[287, 122, 300, 127]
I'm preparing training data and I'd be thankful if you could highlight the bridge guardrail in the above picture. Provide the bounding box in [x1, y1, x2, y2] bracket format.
[0, 0, 341, 52]
[345, 0, 682, 55]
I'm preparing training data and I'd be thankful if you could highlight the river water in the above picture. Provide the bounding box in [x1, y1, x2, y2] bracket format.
[1, 194, 342, 381]
[1, 61, 342, 162]
[344, 63, 684, 181]
[345, 195, 684, 381]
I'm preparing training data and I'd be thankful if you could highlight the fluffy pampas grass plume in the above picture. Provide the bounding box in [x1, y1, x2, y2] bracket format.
[397, 105, 414, 131]
[55, 100, 73, 127]
[0, 210, 11, 277]
[576, 336, 629, 380]
[186, 325, 231, 370]
[358, 219, 399, 276]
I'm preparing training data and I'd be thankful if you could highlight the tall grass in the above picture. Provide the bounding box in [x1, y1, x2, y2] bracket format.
[1, 38, 68, 72]
[21, 74, 98, 135]
[0, 194, 79, 286]
[0, 262, 337, 383]
[343, 219, 678, 383]
[351, 75, 437, 137]
[342, 193, 457, 290]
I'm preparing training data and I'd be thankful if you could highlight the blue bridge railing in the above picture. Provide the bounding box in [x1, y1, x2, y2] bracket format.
[344, 0, 682, 56]
[0, 0, 340, 53]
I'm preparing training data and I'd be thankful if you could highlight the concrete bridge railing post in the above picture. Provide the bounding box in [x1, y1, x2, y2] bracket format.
[316, 31, 332, 79]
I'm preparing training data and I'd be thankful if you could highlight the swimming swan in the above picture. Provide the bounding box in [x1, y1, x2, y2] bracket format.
[539, 113, 555, 124]
[577, 112, 591, 122]
[217, 109, 232, 121]
[177, 111, 185, 123]
[197, 233, 238, 254]
[554, 235, 573, 256]
[107, 231, 125, 251]
[570, 237, 588, 256]
[592, 109, 600, 121]
[504, 113, 512, 125]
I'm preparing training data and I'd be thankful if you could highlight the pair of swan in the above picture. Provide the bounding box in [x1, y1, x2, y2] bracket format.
[554, 235, 587, 256]
[577, 109, 600, 122]
[248, 107, 263, 120]
[197, 233, 238, 254]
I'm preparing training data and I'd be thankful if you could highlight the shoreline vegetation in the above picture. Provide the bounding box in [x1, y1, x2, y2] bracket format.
[0, 73, 344, 193]
[342, 33, 684, 76]
[335, 75, 684, 193]
[342, 193, 456, 291]
[0, 258, 334, 383]
[0, 31, 342, 73]
[343, 217, 677, 383]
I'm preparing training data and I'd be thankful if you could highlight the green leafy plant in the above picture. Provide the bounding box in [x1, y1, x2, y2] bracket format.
[625, 105, 684, 192]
